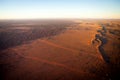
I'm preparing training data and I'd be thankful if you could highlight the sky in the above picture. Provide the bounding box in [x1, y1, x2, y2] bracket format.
[0, 0, 120, 19]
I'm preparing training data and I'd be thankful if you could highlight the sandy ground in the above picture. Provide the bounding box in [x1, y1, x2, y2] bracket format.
[0, 19, 120, 80]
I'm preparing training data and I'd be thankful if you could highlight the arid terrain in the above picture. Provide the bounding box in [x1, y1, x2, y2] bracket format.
[0, 19, 120, 80]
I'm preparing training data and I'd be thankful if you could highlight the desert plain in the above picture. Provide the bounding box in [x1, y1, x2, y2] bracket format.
[0, 19, 120, 80]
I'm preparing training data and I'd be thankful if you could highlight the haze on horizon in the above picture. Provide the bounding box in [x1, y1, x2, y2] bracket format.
[0, 0, 120, 19]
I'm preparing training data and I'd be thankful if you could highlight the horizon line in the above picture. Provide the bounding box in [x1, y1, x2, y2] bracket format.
[0, 18, 120, 20]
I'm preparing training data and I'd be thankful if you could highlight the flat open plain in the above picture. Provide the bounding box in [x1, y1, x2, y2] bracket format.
[0, 19, 120, 80]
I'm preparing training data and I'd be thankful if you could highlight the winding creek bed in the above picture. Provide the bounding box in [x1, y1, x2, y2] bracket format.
[92, 24, 110, 63]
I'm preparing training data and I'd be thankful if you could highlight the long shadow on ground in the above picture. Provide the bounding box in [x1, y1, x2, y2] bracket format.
[0, 24, 66, 51]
